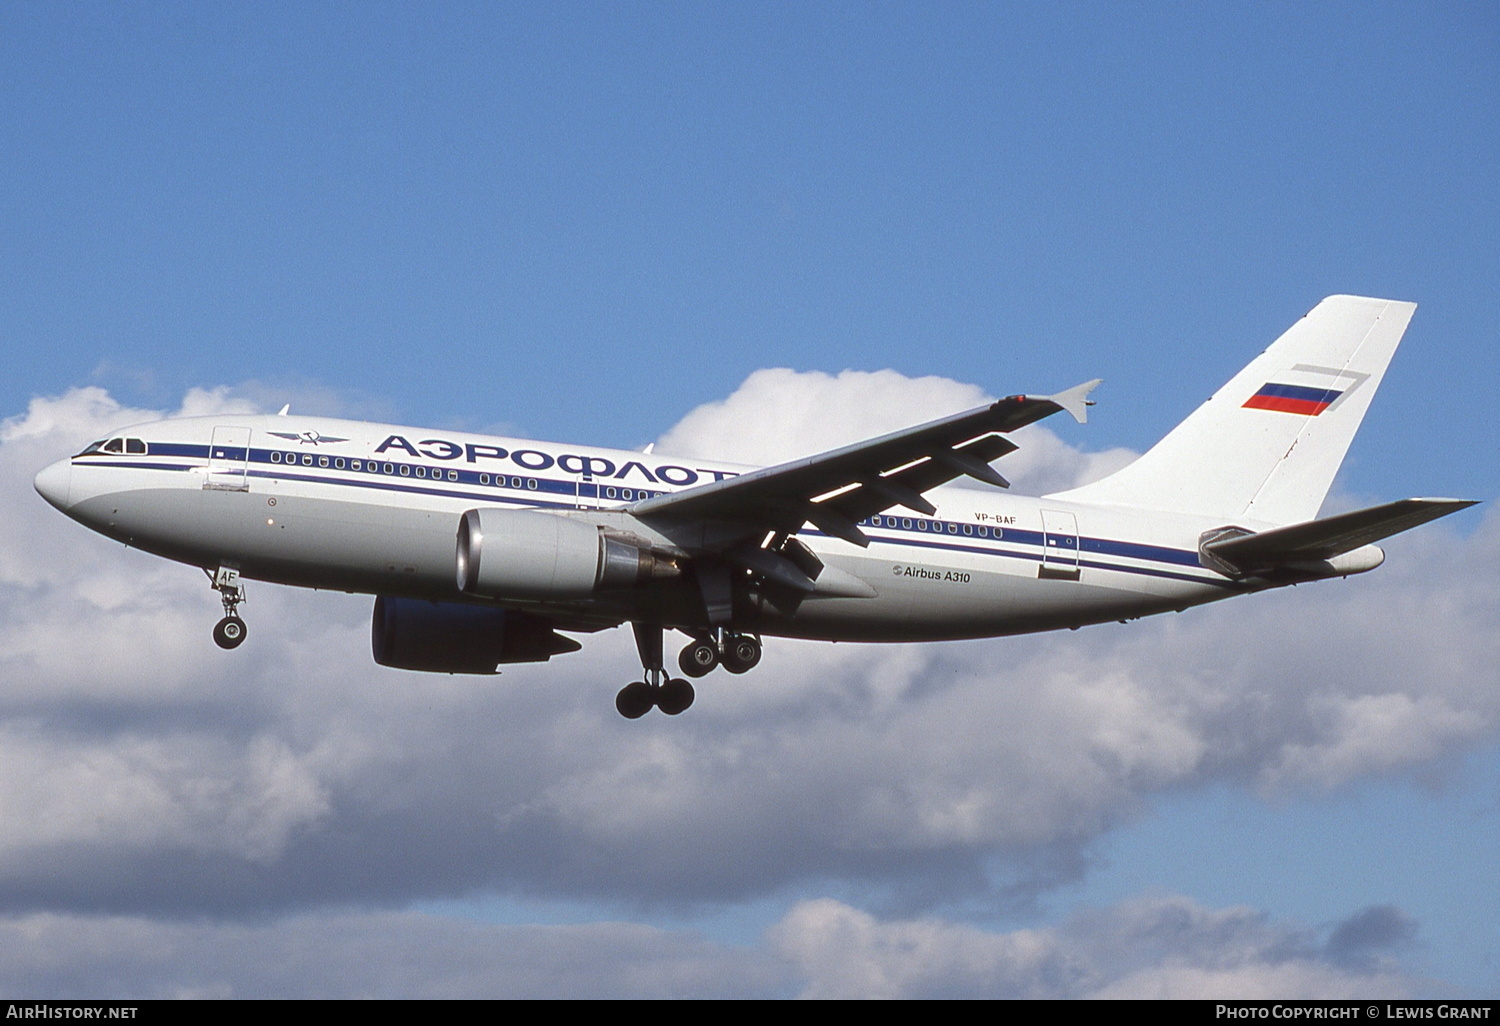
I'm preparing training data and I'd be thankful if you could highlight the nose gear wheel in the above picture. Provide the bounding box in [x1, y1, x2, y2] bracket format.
[214, 615, 247, 649]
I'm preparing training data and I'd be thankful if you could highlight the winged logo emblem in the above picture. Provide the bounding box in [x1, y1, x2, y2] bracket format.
[268, 431, 349, 445]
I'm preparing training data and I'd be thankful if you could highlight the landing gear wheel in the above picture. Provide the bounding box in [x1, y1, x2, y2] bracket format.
[615, 681, 655, 719]
[213, 615, 247, 650]
[208, 566, 247, 651]
[657, 678, 696, 716]
[721, 634, 761, 674]
[678, 640, 719, 678]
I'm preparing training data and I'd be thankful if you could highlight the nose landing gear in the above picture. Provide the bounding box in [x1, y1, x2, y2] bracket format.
[213, 615, 247, 649]
[208, 566, 247, 650]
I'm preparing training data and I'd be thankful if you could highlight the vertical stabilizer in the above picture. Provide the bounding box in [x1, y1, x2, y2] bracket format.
[1049, 296, 1416, 525]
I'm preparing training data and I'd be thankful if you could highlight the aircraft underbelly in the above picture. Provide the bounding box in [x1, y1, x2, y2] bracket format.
[754, 550, 1204, 642]
[73, 481, 1222, 640]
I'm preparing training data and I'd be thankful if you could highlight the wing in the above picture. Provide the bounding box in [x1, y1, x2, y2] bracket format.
[629, 380, 1101, 548]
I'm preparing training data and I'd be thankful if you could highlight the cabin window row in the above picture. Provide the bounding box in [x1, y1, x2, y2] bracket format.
[864, 515, 1001, 539]
[265, 451, 676, 502]
[268, 450, 550, 489]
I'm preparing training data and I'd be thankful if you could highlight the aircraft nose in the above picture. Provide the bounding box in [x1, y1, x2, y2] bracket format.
[34, 459, 73, 511]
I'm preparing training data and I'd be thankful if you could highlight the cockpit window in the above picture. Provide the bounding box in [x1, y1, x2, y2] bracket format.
[75, 437, 147, 456]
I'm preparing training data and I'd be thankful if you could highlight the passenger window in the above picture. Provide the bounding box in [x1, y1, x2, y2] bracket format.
[271, 452, 281, 463]
[318, 456, 329, 468]
[399, 465, 410, 476]
[302, 454, 313, 466]
[448, 469, 458, 481]
[415, 466, 426, 478]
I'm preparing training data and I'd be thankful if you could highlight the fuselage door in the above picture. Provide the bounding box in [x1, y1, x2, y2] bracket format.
[1039, 509, 1081, 580]
[206, 426, 252, 492]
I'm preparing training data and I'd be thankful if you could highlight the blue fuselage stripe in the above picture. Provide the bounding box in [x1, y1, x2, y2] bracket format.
[74, 450, 1225, 587]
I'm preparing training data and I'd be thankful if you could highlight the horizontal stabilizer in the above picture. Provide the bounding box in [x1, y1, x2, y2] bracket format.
[1202, 498, 1477, 575]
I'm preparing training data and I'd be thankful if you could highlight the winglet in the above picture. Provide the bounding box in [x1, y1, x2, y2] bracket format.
[1045, 379, 1102, 424]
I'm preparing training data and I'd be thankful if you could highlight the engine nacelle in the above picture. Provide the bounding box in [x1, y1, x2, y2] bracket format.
[455, 508, 677, 601]
[371, 595, 581, 674]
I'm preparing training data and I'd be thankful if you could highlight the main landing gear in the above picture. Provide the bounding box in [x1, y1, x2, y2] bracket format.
[614, 626, 764, 719]
[676, 629, 761, 678]
[208, 566, 247, 650]
[616, 622, 696, 719]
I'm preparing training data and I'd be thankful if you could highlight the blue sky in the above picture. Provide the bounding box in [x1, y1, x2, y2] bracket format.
[1, 1, 1496, 998]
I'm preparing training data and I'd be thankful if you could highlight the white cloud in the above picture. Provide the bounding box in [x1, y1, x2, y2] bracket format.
[0, 731, 330, 867]
[650, 366, 1136, 495]
[4, 380, 1495, 902]
[771, 895, 1421, 999]
[653, 367, 993, 466]
[0, 894, 1422, 998]
[0, 910, 782, 999]
[0, 377, 1491, 994]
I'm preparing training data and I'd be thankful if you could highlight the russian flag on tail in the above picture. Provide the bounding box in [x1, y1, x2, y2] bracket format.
[1242, 382, 1343, 416]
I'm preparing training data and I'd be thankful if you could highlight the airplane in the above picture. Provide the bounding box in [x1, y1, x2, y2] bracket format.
[33, 295, 1476, 719]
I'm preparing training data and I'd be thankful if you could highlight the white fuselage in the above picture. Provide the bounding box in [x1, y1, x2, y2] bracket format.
[35, 413, 1262, 643]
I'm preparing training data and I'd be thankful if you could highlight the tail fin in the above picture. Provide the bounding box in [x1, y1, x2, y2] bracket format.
[1049, 295, 1416, 525]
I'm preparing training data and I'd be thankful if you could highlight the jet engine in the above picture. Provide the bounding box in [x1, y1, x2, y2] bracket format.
[371, 595, 581, 674]
[455, 508, 678, 601]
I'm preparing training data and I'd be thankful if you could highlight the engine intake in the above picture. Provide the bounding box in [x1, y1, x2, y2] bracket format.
[456, 508, 677, 601]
